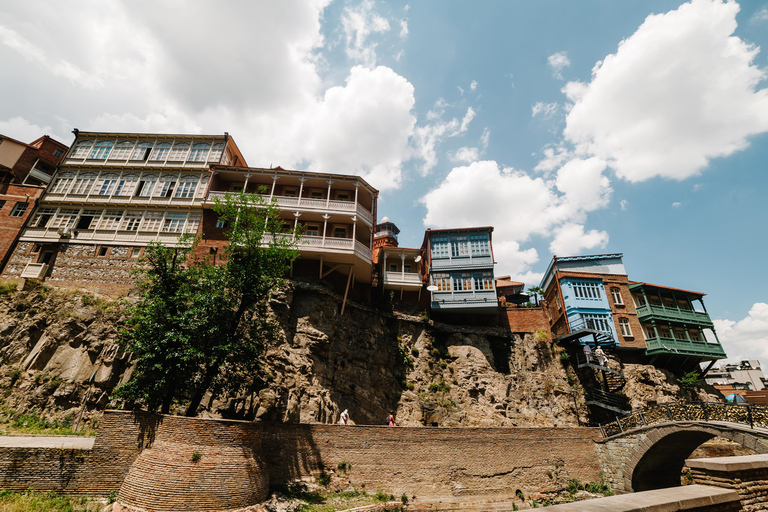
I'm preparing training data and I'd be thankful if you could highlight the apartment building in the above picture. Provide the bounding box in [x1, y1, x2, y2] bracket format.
[422, 227, 497, 315]
[1, 131, 245, 295]
[372, 217, 424, 303]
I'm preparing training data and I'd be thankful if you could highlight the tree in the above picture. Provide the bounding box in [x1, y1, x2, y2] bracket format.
[115, 192, 300, 416]
[528, 286, 544, 306]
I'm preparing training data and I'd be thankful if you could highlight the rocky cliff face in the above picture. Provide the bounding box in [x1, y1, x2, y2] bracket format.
[0, 279, 717, 429]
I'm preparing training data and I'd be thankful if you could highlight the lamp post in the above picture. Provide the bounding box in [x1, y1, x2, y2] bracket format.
[571, 388, 581, 426]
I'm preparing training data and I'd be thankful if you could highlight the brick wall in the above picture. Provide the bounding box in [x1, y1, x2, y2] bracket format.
[0, 184, 44, 269]
[498, 306, 550, 334]
[688, 455, 768, 511]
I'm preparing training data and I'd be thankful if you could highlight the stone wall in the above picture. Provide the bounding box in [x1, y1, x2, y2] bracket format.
[498, 305, 550, 334]
[688, 454, 768, 511]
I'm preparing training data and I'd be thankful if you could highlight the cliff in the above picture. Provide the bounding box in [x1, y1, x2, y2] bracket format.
[0, 279, 716, 429]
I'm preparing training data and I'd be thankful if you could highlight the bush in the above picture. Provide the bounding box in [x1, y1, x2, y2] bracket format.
[566, 478, 583, 494]
[191, 451, 201, 463]
[337, 461, 351, 472]
[407, 382, 415, 391]
[585, 481, 614, 496]
[411, 347, 419, 357]
[316, 470, 331, 487]
[373, 490, 388, 502]
[0, 282, 17, 295]
[9, 368, 22, 386]
[559, 352, 570, 362]
[431, 348, 441, 358]
[401, 493, 408, 504]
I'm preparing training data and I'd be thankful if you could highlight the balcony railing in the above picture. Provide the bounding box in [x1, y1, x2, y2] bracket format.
[431, 289, 497, 305]
[635, 303, 713, 327]
[262, 234, 372, 263]
[205, 192, 374, 225]
[21, 263, 48, 279]
[43, 192, 203, 206]
[26, 167, 53, 183]
[644, 336, 726, 358]
[383, 271, 422, 286]
[430, 255, 494, 270]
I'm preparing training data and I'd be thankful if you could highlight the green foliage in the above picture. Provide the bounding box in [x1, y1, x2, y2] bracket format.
[108, 490, 118, 504]
[559, 351, 570, 362]
[400, 493, 408, 504]
[9, 367, 22, 386]
[0, 281, 17, 295]
[438, 360, 447, 369]
[407, 382, 415, 391]
[316, 470, 331, 487]
[373, 490, 388, 502]
[410, 347, 419, 357]
[515, 489, 525, 500]
[533, 329, 549, 342]
[337, 461, 351, 472]
[0, 490, 103, 511]
[419, 311, 430, 323]
[431, 348, 441, 358]
[428, 380, 450, 393]
[566, 478, 584, 494]
[114, 192, 300, 415]
[677, 370, 701, 390]
[191, 451, 201, 463]
[397, 346, 414, 368]
[585, 480, 614, 496]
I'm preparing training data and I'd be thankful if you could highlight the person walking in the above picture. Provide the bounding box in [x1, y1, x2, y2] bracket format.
[339, 409, 350, 425]
[583, 343, 593, 363]
[386, 411, 396, 426]
[594, 346, 607, 367]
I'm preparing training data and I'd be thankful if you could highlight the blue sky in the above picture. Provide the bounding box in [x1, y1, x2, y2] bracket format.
[0, 0, 767, 362]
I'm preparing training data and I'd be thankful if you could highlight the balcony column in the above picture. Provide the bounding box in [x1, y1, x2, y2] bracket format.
[243, 173, 251, 193]
[400, 253, 406, 280]
[698, 298, 709, 315]
[351, 216, 357, 246]
[652, 320, 660, 339]
[293, 212, 301, 230]
[383, 252, 388, 284]
[642, 290, 650, 308]
[684, 324, 692, 342]
[269, 175, 278, 200]
[325, 180, 334, 207]
[322, 214, 329, 248]
[297, 177, 306, 206]
[354, 182, 359, 212]
[657, 290, 665, 309]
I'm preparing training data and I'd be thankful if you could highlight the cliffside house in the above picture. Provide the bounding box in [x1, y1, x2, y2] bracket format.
[0, 133, 69, 272]
[422, 227, 498, 315]
[1, 131, 246, 294]
[372, 217, 425, 303]
[201, 165, 378, 307]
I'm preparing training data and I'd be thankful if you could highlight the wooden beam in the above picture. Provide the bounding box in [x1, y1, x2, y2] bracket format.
[341, 268, 354, 316]
[322, 264, 343, 279]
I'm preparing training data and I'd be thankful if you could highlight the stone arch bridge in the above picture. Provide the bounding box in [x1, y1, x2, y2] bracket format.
[597, 402, 768, 492]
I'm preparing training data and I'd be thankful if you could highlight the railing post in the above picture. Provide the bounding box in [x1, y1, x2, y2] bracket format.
[748, 405, 754, 429]
[665, 404, 673, 421]
[616, 416, 623, 433]
[639, 410, 647, 426]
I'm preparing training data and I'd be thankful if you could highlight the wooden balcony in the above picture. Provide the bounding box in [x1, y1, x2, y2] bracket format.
[382, 271, 422, 289]
[264, 234, 372, 263]
[430, 289, 498, 313]
[644, 336, 726, 358]
[430, 255, 494, 271]
[635, 303, 714, 328]
[21, 263, 48, 279]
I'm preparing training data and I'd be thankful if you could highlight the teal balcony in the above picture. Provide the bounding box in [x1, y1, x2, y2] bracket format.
[644, 336, 726, 358]
[635, 303, 714, 328]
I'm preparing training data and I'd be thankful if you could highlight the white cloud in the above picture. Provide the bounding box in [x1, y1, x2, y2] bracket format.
[480, 127, 490, 150]
[399, 19, 409, 38]
[450, 146, 480, 163]
[413, 106, 476, 175]
[535, 144, 572, 172]
[0, 116, 59, 143]
[620, 199, 628, 210]
[341, 0, 391, 66]
[715, 303, 768, 364]
[555, 157, 611, 213]
[751, 6, 768, 22]
[672, 201, 682, 208]
[549, 223, 609, 255]
[470, 80, 478, 91]
[547, 51, 571, 79]
[563, 0, 768, 183]
[532, 102, 559, 119]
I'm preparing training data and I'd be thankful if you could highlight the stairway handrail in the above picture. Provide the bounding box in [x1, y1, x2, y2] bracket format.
[598, 401, 766, 439]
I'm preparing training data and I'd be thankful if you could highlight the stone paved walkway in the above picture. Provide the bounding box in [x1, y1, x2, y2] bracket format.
[0, 435, 94, 449]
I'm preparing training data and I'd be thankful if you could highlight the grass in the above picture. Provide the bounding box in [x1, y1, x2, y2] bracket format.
[272, 485, 386, 512]
[0, 490, 103, 511]
[0, 406, 97, 437]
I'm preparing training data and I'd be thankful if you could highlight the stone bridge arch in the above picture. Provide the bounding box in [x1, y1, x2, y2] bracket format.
[599, 421, 768, 492]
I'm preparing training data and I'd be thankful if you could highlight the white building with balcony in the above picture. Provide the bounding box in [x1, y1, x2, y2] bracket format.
[373, 217, 424, 301]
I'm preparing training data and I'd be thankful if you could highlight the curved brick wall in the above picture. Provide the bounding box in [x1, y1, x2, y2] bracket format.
[118, 415, 269, 512]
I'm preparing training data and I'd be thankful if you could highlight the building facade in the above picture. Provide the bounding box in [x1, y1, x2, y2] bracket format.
[422, 227, 497, 315]
[1, 131, 245, 294]
[372, 217, 425, 302]
[629, 281, 726, 369]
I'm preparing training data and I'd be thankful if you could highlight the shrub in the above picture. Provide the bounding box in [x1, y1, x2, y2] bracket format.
[9, 368, 22, 386]
[411, 347, 419, 357]
[373, 490, 388, 502]
[566, 478, 583, 494]
[438, 361, 447, 369]
[585, 480, 613, 496]
[316, 470, 331, 487]
[337, 461, 351, 472]
[515, 489, 525, 500]
[431, 348, 441, 358]
[559, 352, 570, 362]
[419, 311, 430, 323]
[401, 493, 408, 504]
[191, 451, 201, 463]
[407, 382, 415, 391]
[0, 282, 17, 295]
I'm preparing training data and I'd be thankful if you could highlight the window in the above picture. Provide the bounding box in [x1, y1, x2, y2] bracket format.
[174, 175, 198, 198]
[208, 142, 224, 162]
[619, 317, 632, 337]
[98, 210, 123, 230]
[185, 213, 202, 233]
[454, 272, 472, 291]
[110, 140, 136, 160]
[31, 207, 57, 227]
[282, 187, 298, 197]
[168, 142, 190, 161]
[131, 141, 154, 161]
[474, 271, 494, 290]
[674, 329, 687, 340]
[572, 281, 601, 299]
[430, 237, 449, 258]
[136, 174, 158, 197]
[451, 236, 469, 257]
[645, 325, 656, 339]
[98, 247, 109, 257]
[131, 248, 142, 258]
[332, 226, 347, 238]
[149, 142, 171, 161]
[633, 294, 646, 307]
[53, 149, 64, 158]
[0, 200, 6, 211]
[70, 172, 97, 195]
[305, 224, 320, 236]
[404, 264, 412, 273]
[140, 211, 164, 231]
[31, 244, 41, 253]
[469, 234, 489, 256]
[52, 209, 79, 229]
[389, 264, 398, 272]
[689, 330, 703, 342]
[611, 287, 624, 305]
[114, 174, 139, 196]
[188, 143, 210, 162]
[155, 176, 176, 198]
[50, 172, 75, 194]
[583, 313, 611, 333]
[309, 190, 324, 199]
[432, 272, 451, 291]
[162, 212, 186, 232]
[89, 140, 114, 160]
[71, 140, 94, 159]
[76, 209, 100, 229]
[96, 174, 119, 195]
[9, 202, 28, 217]
[121, 211, 143, 231]
[215, 219, 226, 229]
[658, 325, 671, 338]
[335, 191, 351, 201]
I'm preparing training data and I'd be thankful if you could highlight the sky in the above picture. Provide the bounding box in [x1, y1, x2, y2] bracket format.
[1, 0, 767, 364]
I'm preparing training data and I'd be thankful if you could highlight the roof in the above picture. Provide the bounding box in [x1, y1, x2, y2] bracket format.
[628, 281, 706, 297]
[71, 130, 230, 140]
[554, 253, 623, 262]
[211, 165, 378, 195]
[495, 280, 525, 289]
[0, 133, 68, 151]
[425, 226, 494, 234]
[556, 271, 607, 281]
